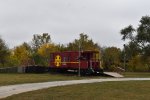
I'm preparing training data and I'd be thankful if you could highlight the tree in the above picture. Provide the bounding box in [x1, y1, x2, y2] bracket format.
[120, 25, 135, 41]
[12, 42, 32, 66]
[121, 16, 150, 56]
[120, 15, 150, 71]
[0, 36, 10, 67]
[102, 47, 121, 71]
[67, 33, 100, 51]
[31, 33, 52, 65]
[37, 43, 58, 66]
[31, 33, 51, 51]
[56, 44, 67, 52]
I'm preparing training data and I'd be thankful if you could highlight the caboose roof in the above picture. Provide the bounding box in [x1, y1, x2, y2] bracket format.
[82, 50, 99, 53]
[51, 50, 99, 54]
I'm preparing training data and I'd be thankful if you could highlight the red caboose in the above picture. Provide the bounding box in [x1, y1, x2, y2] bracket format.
[49, 50, 103, 74]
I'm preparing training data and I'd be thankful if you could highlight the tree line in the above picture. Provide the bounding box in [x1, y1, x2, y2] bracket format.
[0, 33, 100, 67]
[0, 15, 150, 72]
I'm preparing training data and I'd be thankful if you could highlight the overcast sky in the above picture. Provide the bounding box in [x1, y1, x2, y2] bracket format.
[0, 0, 150, 49]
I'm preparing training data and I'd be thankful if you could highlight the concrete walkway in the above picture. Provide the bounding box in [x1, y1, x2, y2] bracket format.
[0, 78, 150, 99]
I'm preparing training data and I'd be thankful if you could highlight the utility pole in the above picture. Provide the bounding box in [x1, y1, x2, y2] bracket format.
[99, 50, 102, 69]
[123, 44, 126, 71]
[78, 41, 81, 76]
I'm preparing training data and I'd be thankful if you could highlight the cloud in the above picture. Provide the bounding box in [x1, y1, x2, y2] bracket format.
[0, 0, 150, 48]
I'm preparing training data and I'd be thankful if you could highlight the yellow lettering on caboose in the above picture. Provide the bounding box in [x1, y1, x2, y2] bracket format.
[54, 55, 61, 67]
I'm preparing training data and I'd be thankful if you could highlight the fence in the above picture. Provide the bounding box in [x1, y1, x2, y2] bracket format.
[25, 66, 48, 73]
[0, 66, 48, 73]
[0, 67, 19, 73]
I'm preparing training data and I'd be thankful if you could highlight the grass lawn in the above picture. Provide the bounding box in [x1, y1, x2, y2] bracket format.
[0, 72, 150, 86]
[0, 73, 85, 86]
[2, 81, 150, 100]
[122, 72, 150, 78]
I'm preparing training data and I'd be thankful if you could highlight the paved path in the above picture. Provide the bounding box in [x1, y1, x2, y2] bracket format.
[0, 78, 150, 99]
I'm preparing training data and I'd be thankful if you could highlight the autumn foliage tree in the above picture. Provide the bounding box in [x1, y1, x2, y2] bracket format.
[31, 33, 52, 65]
[37, 43, 59, 66]
[11, 42, 32, 66]
[102, 47, 121, 71]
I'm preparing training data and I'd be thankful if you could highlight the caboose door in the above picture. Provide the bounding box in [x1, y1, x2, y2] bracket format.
[82, 52, 92, 69]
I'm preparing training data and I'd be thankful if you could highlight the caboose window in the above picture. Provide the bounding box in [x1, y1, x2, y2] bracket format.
[63, 57, 67, 62]
[67, 56, 70, 61]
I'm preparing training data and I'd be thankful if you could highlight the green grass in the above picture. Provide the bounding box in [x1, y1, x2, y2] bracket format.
[0, 72, 150, 99]
[122, 72, 150, 78]
[0, 72, 150, 86]
[2, 81, 150, 100]
[0, 73, 85, 86]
